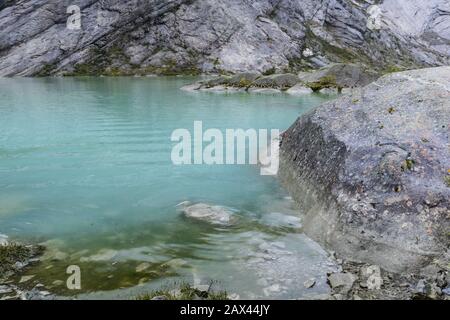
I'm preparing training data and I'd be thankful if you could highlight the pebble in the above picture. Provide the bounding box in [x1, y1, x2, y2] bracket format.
[304, 278, 316, 289]
[19, 275, 35, 283]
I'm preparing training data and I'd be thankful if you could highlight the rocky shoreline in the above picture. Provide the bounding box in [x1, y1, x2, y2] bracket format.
[0, 235, 54, 300]
[322, 254, 449, 300]
[181, 64, 379, 95]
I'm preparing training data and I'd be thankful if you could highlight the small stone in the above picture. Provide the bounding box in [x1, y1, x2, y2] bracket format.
[52, 280, 64, 286]
[304, 278, 316, 289]
[19, 275, 35, 283]
[328, 272, 357, 294]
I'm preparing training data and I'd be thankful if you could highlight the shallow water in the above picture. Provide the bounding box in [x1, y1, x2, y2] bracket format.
[0, 77, 336, 299]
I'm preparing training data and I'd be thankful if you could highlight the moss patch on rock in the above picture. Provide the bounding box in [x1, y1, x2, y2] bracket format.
[444, 176, 450, 187]
[0, 242, 43, 280]
[306, 75, 339, 92]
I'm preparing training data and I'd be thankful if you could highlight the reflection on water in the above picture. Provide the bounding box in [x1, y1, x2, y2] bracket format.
[0, 77, 336, 299]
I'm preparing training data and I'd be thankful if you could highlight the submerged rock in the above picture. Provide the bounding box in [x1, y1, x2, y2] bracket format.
[279, 67, 450, 273]
[246, 87, 282, 94]
[180, 203, 237, 226]
[0, 234, 8, 246]
[259, 212, 302, 230]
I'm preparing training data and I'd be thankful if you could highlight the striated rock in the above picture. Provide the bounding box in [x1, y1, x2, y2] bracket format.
[180, 203, 237, 226]
[2, 0, 448, 76]
[279, 67, 450, 273]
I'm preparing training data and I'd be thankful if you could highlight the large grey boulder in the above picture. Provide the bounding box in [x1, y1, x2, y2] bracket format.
[279, 67, 450, 273]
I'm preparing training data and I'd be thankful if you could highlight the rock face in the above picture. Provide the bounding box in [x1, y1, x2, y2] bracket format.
[0, 0, 449, 76]
[279, 67, 450, 273]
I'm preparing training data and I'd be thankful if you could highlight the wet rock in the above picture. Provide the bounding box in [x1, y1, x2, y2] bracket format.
[80, 249, 118, 262]
[279, 66, 450, 273]
[286, 84, 314, 96]
[247, 87, 282, 94]
[259, 212, 302, 229]
[19, 275, 35, 283]
[180, 83, 202, 92]
[180, 203, 237, 226]
[136, 262, 151, 273]
[162, 258, 188, 269]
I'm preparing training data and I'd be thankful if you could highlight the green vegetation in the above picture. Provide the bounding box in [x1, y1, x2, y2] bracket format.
[306, 75, 340, 92]
[63, 44, 202, 77]
[401, 159, 415, 171]
[36, 63, 57, 77]
[0, 242, 41, 279]
[383, 66, 406, 74]
[237, 78, 253, 88]
[444, 176, 450, 187]
[136, 282, 229, 300]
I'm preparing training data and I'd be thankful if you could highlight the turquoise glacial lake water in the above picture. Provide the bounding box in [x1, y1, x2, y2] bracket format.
[0, 77, 336, 299]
